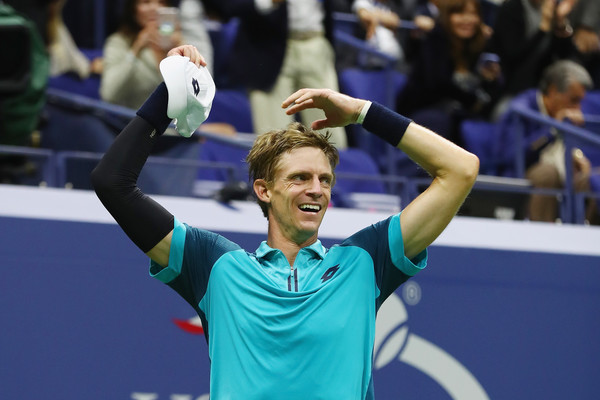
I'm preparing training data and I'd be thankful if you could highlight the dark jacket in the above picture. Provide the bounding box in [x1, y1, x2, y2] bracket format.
[396, 26, 499, 117]
[204, 0, 335, 91]
[488, 0, 576, 96]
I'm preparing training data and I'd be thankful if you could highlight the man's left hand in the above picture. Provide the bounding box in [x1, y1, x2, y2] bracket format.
[282, 88, 367, 130]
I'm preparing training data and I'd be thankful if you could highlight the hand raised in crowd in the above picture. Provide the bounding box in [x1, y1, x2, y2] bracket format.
[572, 148, 591, 177]
[357, 8, 379, 39]
[539, 0, 576, 33]
[414, 15, 435, 32]
[131, 21, 160, 55]
[357, 7, 401, 40]
[555, 107, 585, 126]
[555, 0, 576, 23]
[539, 0, 555, 32]
[132, 20, 183, 62]
[574, 28, 600, 54]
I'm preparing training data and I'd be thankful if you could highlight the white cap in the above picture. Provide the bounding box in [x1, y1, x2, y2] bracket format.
[160, 55, 216, 137]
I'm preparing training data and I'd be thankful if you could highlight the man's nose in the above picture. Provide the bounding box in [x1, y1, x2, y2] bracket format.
[306, 177, 323, 196]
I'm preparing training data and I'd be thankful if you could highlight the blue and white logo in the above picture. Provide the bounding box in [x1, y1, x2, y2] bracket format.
[374, 289, 489, 400]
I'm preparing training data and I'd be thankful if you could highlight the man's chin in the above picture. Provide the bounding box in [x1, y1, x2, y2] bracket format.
[293, 224, 320, 243]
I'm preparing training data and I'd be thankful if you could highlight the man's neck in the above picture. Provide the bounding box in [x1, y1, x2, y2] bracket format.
[267, 226, 318, 266]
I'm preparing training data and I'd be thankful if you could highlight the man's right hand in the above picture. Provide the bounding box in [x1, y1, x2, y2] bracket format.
[166, 45, 207, 68]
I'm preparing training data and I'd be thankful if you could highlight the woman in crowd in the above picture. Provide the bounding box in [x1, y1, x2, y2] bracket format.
[100, 0, 184, 109]
[396, 0, 501, 145]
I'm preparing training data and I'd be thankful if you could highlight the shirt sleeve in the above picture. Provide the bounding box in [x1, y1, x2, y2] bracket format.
[149, 218, 241, 308]
[341, 213, 428, 308]
[388, 213, 427, 277]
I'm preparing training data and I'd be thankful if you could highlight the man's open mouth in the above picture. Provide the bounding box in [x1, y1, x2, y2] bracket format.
[299, 204, 321, 213]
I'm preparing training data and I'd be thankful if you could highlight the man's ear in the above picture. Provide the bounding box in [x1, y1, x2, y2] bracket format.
[253, 179, 271, 203]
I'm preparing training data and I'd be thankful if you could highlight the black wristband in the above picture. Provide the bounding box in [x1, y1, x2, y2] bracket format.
[136, 82, 172, 135]
[362, 102, 412, 147]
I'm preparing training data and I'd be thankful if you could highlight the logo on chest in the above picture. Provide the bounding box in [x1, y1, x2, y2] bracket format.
[320, 264, 340, 283]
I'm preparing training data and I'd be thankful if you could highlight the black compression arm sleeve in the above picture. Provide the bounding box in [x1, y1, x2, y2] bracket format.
[91, 84, 174, 253]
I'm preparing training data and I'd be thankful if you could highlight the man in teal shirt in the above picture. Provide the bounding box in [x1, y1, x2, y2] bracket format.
[92, 45, 479, 399]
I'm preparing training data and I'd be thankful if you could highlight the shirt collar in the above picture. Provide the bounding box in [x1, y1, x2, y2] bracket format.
[255, 239, 327, 260]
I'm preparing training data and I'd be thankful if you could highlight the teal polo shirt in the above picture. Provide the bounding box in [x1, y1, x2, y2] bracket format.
[150, 213, 427, 399]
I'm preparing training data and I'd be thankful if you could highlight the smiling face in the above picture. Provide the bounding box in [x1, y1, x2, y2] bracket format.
[260, 147, 333, 246]
[135, 0, 167, 28]
[449, 0, 480, 39]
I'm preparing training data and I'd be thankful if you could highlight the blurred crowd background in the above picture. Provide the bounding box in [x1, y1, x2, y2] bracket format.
[1, 0, 599, 224]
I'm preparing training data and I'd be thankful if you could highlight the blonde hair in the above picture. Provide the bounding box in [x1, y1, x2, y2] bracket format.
[246, 122, 339, 218]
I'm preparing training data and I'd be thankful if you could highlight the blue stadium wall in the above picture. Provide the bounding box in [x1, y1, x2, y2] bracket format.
[1, 185, 600, 400]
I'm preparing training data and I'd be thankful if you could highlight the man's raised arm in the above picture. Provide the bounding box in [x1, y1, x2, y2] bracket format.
[283, 88, 479, 259]
[91, 45, 209, 267]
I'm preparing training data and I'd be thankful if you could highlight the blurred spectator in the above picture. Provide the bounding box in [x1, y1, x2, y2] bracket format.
[570, 0, 600, 88]
[0, 2, 50, 184]
[0, 2, 49, 146]
[3, 0, 54, 44]
[47, 0, 102, 79]
[352, 0, 406, 68]
[495, 60, 595, 222]
[413, 0, 439, 31]
[414, 0, 439, 24]
[101, 0, 212, 110]
[203, 0, 348, 148]
[353, 0, 442, 70]
[489, 0, 578, 119]
[396, 0, 501, 144]
[178, 0, 214, 75]
[402, 0, 439, 62]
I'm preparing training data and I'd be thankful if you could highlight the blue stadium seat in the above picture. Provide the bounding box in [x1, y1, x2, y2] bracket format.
[140, 138, 204, 197]
[583, 90, 600, 135]
[332, 12, 359, 36]
[460, 119, 500, 175]
[47, 48, 102, 99]
[339, 68, 407, 111]
[196, 138, 249, 182]
[41, 104, 117, 153]
[577, 91, 600, 167]
[335, 148, 386, 194]
[193, 137, 251, 199]
[206, 18, 240, 89]
[338, 68, 415, 176]
[582, 90, 600, 114]
[333, 148, 402, 210]
[204, 89, 254, 133]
